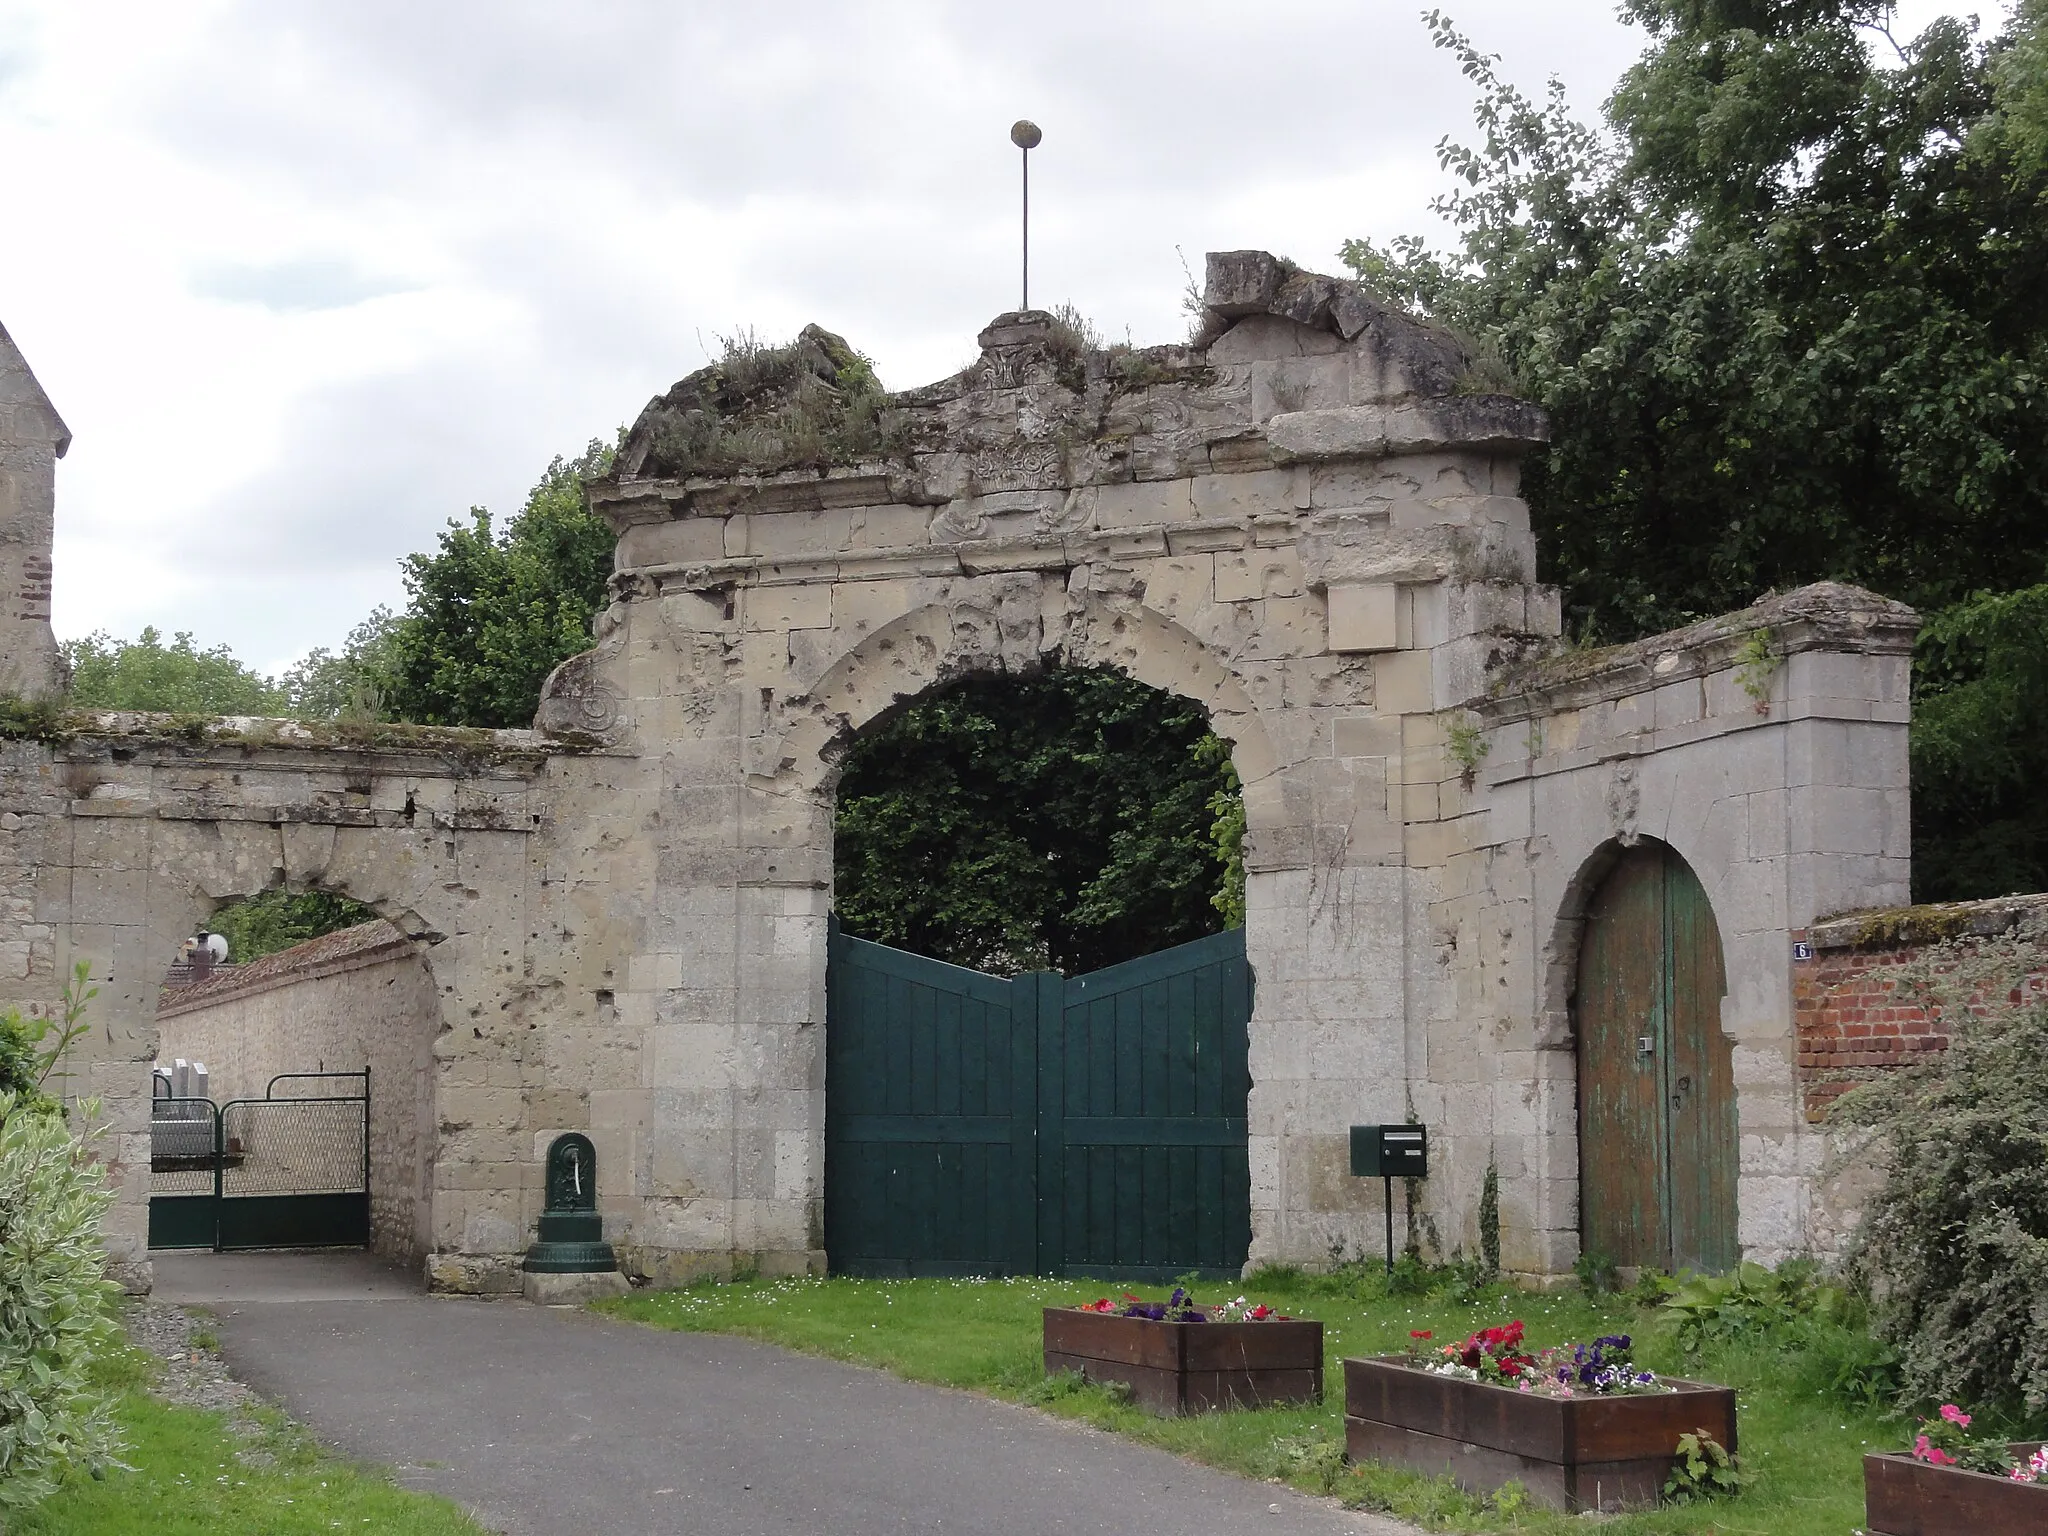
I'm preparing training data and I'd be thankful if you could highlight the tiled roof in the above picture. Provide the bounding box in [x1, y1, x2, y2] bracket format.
[157, 919, 411, 1016]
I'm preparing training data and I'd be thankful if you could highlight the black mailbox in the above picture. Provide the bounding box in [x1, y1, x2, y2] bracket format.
[1350, 1123, 1428, 1179]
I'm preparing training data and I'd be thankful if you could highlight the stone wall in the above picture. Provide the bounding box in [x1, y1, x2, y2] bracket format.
[155, 919, 441, 1263]
[0, 716, 576, 1293]
[1466, 584, 1915, 1268]
[1792, 894, 2048, 1121]
[1, 254, 1925, 1291]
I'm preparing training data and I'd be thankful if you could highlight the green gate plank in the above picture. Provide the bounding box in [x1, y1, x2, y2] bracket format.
[1576, 848, 1671, 1268]
[1664, 849, 1738, 1272]
[1010, 973, 1039, 1275]
[1020, 971, 1055, 1276]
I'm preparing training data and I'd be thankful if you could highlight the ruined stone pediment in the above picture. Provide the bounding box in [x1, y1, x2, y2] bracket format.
[588, 251, 1549, 544]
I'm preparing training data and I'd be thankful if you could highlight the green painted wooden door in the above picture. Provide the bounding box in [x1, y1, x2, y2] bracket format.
[825, 924, 1251, 1279]
[1575, 844, 1738, 1273]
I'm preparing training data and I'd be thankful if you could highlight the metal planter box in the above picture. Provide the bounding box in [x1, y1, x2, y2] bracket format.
[1041, 1308, 1323, 1415]
[1863, 1445, 2047, 1535]
[1343, 1355, 1737, 1513]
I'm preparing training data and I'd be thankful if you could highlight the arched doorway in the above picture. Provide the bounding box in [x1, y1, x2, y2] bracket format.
[1574, 842, 1737, 1273]
[149, 890, 441, 1264]
[822, 666, 1253, 1279]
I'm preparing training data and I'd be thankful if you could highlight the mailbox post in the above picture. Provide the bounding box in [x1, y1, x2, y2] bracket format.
[1350, 1124, 1429, 1273]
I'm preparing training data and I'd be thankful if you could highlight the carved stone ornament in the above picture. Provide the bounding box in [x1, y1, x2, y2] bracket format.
[1606, 761, 1641, 846]
[534, 645, 628, 744]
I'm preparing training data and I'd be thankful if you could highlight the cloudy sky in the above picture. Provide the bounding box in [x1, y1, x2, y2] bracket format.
[0, 1, 1973, 674]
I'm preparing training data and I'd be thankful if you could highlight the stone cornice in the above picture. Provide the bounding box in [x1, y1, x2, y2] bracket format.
[1474, 582, 1917, 726]
[41, 713, 605, 770]
[615, 515, 1295, 595]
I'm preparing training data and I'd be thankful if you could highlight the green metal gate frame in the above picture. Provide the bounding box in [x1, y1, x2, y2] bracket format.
[148, 1071, 370, 1252]
[825, 923, 1252, 1280]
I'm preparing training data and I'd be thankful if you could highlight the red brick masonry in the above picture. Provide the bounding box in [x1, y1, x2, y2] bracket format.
[1792, 895, 2048, 1121]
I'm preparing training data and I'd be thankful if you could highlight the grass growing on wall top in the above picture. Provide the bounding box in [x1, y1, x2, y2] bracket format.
[600, 1268, 1892, 1535]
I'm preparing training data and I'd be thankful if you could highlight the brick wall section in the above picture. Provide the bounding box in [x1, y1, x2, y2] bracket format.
[1792, 893, 2048, 1121]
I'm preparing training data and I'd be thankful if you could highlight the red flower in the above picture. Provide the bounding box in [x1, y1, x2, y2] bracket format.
[1248, 1304, 1271, 1320]
[1410, 1330, 1432, 1340]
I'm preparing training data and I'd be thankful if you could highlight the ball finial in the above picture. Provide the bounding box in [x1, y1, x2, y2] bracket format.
[1010, 120, 1042, 150]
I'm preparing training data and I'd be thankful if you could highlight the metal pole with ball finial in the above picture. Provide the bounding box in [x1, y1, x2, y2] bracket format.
[1011, 120, 1041, 311]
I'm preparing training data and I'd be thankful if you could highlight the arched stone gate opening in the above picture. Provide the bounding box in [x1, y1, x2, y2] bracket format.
[151, 896, 442, 1264]
[817, 656, 1255, 1279]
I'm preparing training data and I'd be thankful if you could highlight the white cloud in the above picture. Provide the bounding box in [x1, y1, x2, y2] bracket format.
[0, 0, 1989, 674]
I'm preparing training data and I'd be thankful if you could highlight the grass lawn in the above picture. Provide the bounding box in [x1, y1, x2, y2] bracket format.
[15, 1345, 487, 1536]
[601, 1268, 1892, 1534]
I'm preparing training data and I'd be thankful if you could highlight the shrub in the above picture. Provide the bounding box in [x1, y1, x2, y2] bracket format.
[1834, 928, 2048, 1422]
[1651, 1258, 1902, 1409]
[0, 964, 122, 1512]
[1654, 1259, 1848, 1355]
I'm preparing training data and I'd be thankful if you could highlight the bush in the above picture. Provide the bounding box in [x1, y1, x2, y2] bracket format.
[1834, 929, 2048, 1423]
[0, 965, 122, 1512]
[1649, 1259, 1902, 1410]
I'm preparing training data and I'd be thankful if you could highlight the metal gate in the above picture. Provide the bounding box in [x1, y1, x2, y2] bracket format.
[148, 1071, 370, 1252]
[825, 924, 1251, 1280]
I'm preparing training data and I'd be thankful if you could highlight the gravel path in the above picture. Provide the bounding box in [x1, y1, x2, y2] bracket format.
[123, 1299, 260, 1415]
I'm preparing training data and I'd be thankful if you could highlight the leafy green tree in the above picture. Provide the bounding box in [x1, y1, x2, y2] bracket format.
[1346, 3, 2048, 898]
[62, 627, 286, 715]
[834, 669, 1241, 974]
[381, 440, 618, 727]
[280, 607, 399, 721]
[209, 890, 382, 964]
[1906, 585, 2048, 897]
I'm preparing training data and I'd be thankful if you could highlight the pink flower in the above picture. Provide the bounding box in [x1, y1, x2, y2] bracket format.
[1912, 1435, 1958, 1466]
[1939, 1404, 1972, 1427]
[2010, 1466, 2037, 1483]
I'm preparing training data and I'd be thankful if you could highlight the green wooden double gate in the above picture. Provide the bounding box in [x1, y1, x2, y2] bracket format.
[825, 924, 1253, 1279]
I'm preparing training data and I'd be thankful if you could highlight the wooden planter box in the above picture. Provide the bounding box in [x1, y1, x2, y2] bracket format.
[1343, 1355, 1737, 1513]
[1864, 1445, 2047, 1535]
[1041, 1308, 1323, 1415]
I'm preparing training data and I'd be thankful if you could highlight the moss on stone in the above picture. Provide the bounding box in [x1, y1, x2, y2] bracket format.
[636, 325, 911, 480]
[0, 694, 76, 743]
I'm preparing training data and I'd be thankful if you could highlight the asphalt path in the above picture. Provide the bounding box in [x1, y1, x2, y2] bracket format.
[164, 1253, 1413, 1536]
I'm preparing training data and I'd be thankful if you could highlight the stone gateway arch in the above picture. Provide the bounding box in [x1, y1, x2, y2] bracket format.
[0, 255, 1914, 1293]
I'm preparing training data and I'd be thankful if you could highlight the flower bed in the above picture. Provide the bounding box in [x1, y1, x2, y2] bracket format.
[1863, 1404, 2048, 1535]
[1041, 1289, 1323, 1415]
[1344, 1323, 1736, 1512]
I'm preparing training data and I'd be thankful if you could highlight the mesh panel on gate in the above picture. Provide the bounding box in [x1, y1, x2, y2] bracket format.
[220, 1099, 366, 1196]
[149, 1100, 217, 1194]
